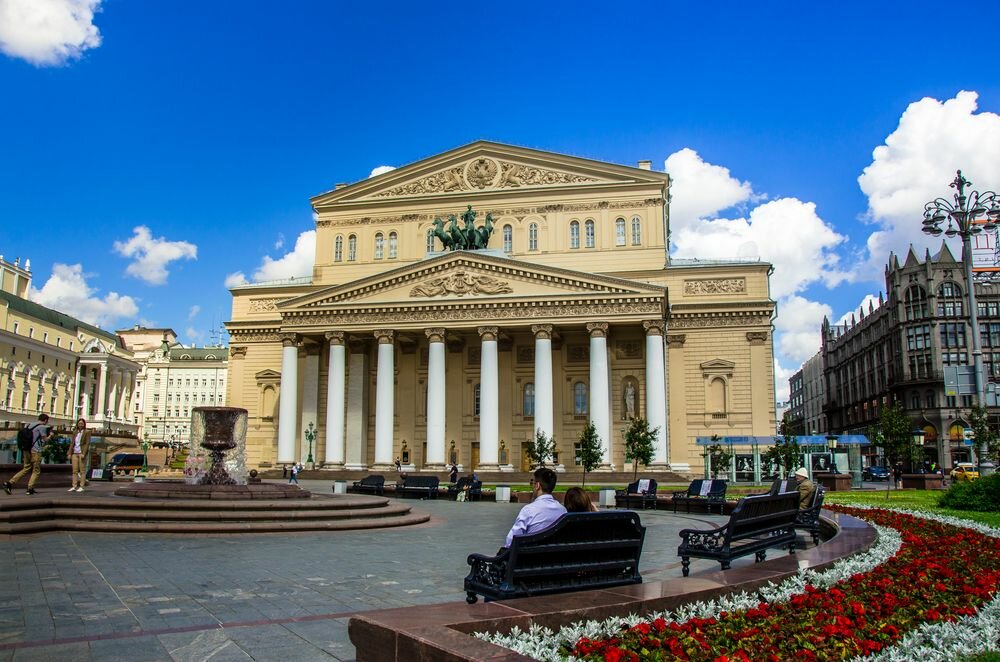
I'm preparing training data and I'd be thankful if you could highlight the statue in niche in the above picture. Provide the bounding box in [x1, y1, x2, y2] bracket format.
[623, 379, 637, 420]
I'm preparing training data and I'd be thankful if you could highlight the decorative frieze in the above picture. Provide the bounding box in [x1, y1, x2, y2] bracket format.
[229, 331, 283, 344]
[409, 272, 513, 298]
[683, 278, 746, 295]
[669, 312, 771, 329]
[248, 298, 281, 313]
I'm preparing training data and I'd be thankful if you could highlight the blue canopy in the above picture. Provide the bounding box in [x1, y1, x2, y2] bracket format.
[695, 435, 871, 446]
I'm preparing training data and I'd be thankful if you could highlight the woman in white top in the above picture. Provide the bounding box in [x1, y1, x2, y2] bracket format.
[69, 418, 92, 492]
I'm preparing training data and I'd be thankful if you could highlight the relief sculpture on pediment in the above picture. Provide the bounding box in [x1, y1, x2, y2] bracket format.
[409, 271, 514, 298]
[374, 158, 602, 197]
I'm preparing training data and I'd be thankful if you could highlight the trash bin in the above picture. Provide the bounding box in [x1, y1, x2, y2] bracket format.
[599, 487, 617, 508]
[333, 480, 347, 494]
[495, 485, 511, 503]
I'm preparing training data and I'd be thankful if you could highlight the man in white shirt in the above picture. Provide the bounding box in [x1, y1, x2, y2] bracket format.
[504, 467, 566, 548]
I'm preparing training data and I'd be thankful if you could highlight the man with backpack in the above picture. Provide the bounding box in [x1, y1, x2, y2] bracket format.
[5, 414, 52, 495]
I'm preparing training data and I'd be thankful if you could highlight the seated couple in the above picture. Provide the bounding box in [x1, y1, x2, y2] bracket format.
[503, 468, 596, 548]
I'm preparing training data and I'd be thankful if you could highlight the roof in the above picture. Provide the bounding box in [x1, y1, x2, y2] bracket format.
[168, 348, 227, 361]
[0, 288, 118, 343]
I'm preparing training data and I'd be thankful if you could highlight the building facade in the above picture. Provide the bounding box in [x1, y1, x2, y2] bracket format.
[822, 244, 1000, 470]
[140, 345, 228, 446]
[0, 255, 140, 447]
[225, 142, 778, 473]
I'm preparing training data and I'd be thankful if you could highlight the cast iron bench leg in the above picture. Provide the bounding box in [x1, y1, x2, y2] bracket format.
[681, 557, 690, 577]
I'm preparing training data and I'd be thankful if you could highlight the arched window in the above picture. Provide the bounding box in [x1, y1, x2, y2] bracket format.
[585, 219, 595, 248]
[573, 382, 587, 415]
[334, 235, 343, 262]
[374, 233, 384, 259]
[937, 282, 964, 317]
[708, 377, 727, 413]
[631, 215, 642, 245]
[388, 232, 398, 259]
[503, 224, 513, 252]
[528, 223, 539, 251]
[348, 235, 357, 261]
[925, 390, 937, 408]
[570, 220, 580, 249]
[426, 229, 435, 253]
[523, 383, 535, 417]
[615, 218, 626, 246]
[903, 285, 927, 320]
[474, 383, 481, 417]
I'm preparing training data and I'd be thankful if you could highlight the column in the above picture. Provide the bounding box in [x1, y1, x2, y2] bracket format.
[425, 328, 447, 467]
[345, 342, 369, 470]
[324, 332, 346, 467]
[588, 322, 611, 467]
[644, 320, 668, 466]
[73, 363, 82, 419]
[373, 329, 395, 467]
[532, 325, 553, 440]
[277, 333, 299, 464]
[478, 326, 500, 468]
[300, 344, 320, 465]
[97, 364, 109, 423]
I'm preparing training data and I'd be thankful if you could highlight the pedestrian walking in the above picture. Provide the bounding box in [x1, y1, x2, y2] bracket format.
[288, 464, 299, 484]
[5, 414, 52, 495]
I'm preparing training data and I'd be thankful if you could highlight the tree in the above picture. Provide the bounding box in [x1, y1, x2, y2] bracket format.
[762, 425, 802, 479]
[576, 422, 604, 487]
[877, 401, 914, 498]
[622, 418, 658, 483]
[967, 404, 997, 467]
[523, 428, 554, 469]
[706, 435, 733, 479]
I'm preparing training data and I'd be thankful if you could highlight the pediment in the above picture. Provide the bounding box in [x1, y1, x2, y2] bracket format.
[312, 141, 667, 206]
[255, 369, 282, 381]
[700, 359, 736, 375]
[279, 252, 666, 310]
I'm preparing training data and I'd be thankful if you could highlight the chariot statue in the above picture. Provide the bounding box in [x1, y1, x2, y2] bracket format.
[431, 205, 494, 251]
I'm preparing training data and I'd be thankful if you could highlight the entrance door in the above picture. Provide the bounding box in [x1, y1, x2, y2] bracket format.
[471, 442, 479, 470]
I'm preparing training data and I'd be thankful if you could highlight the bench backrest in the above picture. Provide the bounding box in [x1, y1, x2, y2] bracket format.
[360, 475, 385, 487]
[686, 479, 703, 496]
[705, 480, 727, 497]
[767, 478, 795, 496]
[403, 475, 439, 488]
[626, 478, 658, 494]
[725, 493, 799, 543]
[507, 511, 645, 592]
[806, 485, 825, 510]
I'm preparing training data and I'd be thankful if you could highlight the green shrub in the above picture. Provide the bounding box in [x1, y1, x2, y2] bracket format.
[939, 473, 1000, 512]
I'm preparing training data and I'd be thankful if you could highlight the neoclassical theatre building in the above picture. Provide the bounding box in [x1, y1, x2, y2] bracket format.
[225, 142, 777, 474]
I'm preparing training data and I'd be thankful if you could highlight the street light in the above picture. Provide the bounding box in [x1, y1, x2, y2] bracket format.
[304, 421, 315, 469]
[921, 170, 1000, 407]
[826, 434, 838, 473]
[912, 428, 926, 473]
[140, 438, 149, 473]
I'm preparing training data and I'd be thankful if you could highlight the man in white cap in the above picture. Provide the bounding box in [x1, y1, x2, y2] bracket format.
[793, 467, 816, 510]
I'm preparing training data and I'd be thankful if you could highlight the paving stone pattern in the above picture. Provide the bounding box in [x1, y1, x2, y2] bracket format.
[0, 480, 731, 661]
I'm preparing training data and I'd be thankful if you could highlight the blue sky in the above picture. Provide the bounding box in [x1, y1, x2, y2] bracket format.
[2, 1, 1000, 400]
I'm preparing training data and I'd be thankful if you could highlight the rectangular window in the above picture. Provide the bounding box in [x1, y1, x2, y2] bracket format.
[12, 323, 18, 334]
[42, 332, 48, 343]
[940, 323, 967, 348]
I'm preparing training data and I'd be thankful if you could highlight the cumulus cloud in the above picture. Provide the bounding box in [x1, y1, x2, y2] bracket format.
[773, 360, 796, 403]
[665, 148, 763, 230]
[185, 326, 203, 343]
[274, 233, 285, 251]
[224, 271, 248, 288]
[834, 293, 883, 329]
[113, 226, 198, 286]
[369, 165, 396, 178]
[187, 305, 200, 321]
[774, 295, 832, 365]
[224, 230, 316, 288]
[0, 0, 102, 67]
[29, 263, 138, 327]
[858, 91, 1000, 280]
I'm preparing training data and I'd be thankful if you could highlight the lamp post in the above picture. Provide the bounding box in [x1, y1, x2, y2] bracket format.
[140, 438, 149, 473]
[912, 428, 926, 473]
[921, 170, 1000, 408]
[826, 434, 838, 473]
[304, 421, 315, 469]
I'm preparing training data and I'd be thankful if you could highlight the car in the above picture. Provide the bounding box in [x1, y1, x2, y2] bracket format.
[950, 463, 979, 481]
[863, 465, 890, 481]
[104, 453, 146, 477]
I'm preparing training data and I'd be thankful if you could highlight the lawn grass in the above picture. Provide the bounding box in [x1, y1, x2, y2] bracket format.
[825, 488, 1000, 528]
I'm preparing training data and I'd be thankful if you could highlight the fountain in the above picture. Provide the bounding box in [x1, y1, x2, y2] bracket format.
[191, 406, 245, 485]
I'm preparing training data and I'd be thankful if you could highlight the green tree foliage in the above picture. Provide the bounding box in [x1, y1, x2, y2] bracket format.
[763, 420, 802, 478]
[576, 422, 604, 487]
[623, 418, 658, 483]
[706, 436, 733, 479]
[41, 437, 69, 464]
[877, 401, 916, 498]
[524, 428, 554, 469]
[968, 404, 998, 466]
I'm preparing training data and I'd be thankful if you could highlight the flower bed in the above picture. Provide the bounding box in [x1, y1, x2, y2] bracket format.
[478, 506, 1000, 661]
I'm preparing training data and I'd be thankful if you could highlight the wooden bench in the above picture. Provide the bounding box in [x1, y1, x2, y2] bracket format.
[677, 492, 798, 576]
[672, 479, 728, 514]
[397, 475, 440, 499]
[464, 511, 645, 603]
[349, 475, 385, 496]
[616, 478, 659, 510]
[794, 485, 826, 547]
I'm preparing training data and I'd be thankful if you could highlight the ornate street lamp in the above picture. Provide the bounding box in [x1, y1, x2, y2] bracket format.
[912, 428, 926, 473]
[304, 421, 315, 469]
[826, 434, 839, 473]
[921, 171, 1000, 407]
[140, 438, 149, 473]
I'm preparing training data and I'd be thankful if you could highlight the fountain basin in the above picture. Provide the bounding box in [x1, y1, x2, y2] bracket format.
[115, 482, 310, 500]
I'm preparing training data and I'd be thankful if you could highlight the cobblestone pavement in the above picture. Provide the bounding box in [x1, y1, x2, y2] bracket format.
[0, 480, 737, 661]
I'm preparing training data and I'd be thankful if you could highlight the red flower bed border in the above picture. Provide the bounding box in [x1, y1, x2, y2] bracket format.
[570, 506, 1000, 661]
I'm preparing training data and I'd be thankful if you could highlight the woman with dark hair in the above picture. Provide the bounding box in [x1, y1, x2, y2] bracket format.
[563, 486, 597, 513]
[69, 418, 92, 492]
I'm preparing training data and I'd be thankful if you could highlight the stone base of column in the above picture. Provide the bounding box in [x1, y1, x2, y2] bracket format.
[669, 462, 691, 472]
[475, 464, 501, 473]
[499, 464, 515, 473]
[370, 463, 397, 472]
[552, 464, 565, 473]
[421, 464, 447, 472]
[322, 462, 346, 470]
[644, 462, 673, 472]
[593, 464, 616, 472]
[344, 463, 369, 471]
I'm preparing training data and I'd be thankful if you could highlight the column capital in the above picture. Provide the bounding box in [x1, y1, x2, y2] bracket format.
[531, 324, 553, 340]
[666, 333, 687, 348]
[279, 332, 299, 348]
[229, 346, 247, 360]
[586, 322, 609, 338]
[325, 331, 346, 345]
[643, 320, 666, 336]
[424, 328, 446, 343]
[373, 329, 395, 344]
[746, 331, 769, 345]
[477, 326, 499, 342]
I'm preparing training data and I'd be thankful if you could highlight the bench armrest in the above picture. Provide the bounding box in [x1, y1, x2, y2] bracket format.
[678, 524, 728, 552]
[672, 489, 692, 498]
[466, 551, 508, 588]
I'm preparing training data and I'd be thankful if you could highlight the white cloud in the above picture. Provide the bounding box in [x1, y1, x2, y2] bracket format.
[185, 326, 203, 343]
[29, 263, 138, 327]
[251, 230, 315, 282]
[113, 226, 198, 286]
[775, 295, 832, 365]
[0, 0, 102, 67]
[224, 272, 248, 288]
[274, 233, 285, 251]
[858, 91, 1000, 280]
[774, 360, 796, 403]
[834, 293, 883, 328]
[369, 165, 396, 178]
[664, 148, 762, 230]
[187, 305, 200, 321]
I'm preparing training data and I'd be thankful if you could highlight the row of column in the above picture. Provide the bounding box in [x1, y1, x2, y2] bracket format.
[276, 321, 668, 469]
[74, 363, 134, 422]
